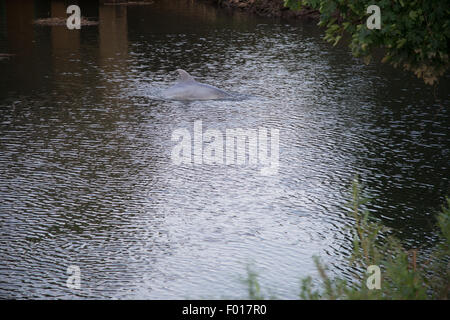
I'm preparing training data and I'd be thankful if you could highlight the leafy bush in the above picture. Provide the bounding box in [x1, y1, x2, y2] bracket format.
[284, 0, 450, 85]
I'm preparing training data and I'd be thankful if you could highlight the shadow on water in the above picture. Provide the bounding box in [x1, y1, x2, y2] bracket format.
[0, 0, 449, 298]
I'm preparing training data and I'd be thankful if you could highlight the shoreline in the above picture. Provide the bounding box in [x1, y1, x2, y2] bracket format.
[201, 0, 319, 20]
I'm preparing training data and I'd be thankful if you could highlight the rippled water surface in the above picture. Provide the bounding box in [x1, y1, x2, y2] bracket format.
[0, 0, 449, 299]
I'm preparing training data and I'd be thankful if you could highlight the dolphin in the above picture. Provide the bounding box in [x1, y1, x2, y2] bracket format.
[162, 69, 230, 101]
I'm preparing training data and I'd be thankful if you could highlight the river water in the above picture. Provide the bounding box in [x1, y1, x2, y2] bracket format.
[0, 0, 449, 299]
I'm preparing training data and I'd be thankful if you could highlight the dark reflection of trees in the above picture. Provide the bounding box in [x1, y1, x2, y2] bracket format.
[359, 71, 450, 248]
[2, 0, 38, 93]
[125, 0, 271, 75]
[0, 0, 99, 95]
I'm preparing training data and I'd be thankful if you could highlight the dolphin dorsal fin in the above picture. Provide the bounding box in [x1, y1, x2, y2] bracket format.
[176, 69, 195, 83]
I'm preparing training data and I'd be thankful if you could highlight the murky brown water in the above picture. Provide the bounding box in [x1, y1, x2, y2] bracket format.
[0, 0, 449, 299]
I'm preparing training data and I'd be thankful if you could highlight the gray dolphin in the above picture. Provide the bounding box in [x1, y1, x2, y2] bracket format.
[162, 69, 230, 101]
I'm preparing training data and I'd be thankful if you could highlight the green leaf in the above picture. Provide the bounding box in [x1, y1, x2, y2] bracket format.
[396, 38, 407, 48]
[333, 35, 342, 46]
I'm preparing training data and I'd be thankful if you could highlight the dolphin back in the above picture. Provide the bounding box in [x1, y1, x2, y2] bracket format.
[163, 70, 230, 101]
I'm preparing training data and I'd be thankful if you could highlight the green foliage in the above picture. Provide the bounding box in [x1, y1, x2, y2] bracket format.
[436, 198, 450, 246]
[284, 0, 450, 85]
[426, 198, 450, 299]
[245, 265, 264, 299]
[297, 178, 449, 299]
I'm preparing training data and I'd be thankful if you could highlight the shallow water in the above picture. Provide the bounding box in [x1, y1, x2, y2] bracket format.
[0, 0, 449, 299]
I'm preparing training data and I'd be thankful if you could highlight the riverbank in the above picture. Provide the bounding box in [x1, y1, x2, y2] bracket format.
[202, 0, 319, 20]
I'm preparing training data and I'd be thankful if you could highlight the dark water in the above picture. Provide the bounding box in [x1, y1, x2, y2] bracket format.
[0, 0, 449, 299]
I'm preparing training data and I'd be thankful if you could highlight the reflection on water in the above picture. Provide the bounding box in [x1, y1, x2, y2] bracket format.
[0, 0, 449, 299]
